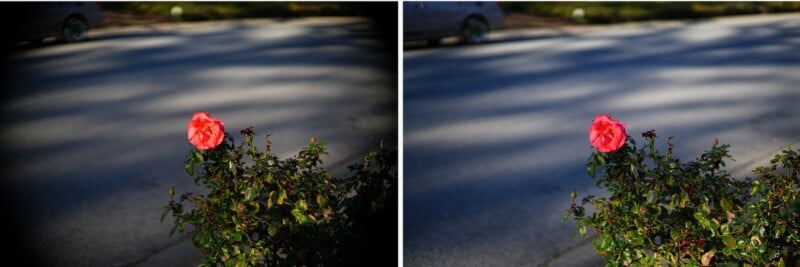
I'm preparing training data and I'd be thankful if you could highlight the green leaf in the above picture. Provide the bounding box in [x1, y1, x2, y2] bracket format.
[750, 180, 761, 195]
[267, 191, 274, 208]
[295, 199, 308, 211]
[710, 218, 720, 230]
[720, 198, 733, 212]
[669, 194, 677, 211]
[701, 202, 711, 215]
[578, 225, 587, 237]
[233, 232, 242, 242]
[588, 165, 596, 178]
[721, 223, 731, 235]
[775, 224, 786, 239]
[601, 234, 614, 251]
[646, 190, 657, 204]
[292, 208, 307, 224]
[193, 150, 204, 163]
[244, 187, 255, 201]
[185, 161, 195, 176]
[722, 235, 736, 248]
[277, 187, 287, 205]
[722, 247, 734, 256]
[632, 236, 644, 246]
[693, 211, 707, 226]
[596, 153, 606, 165]
[316, 194, 329, 208]
[267, 225, 277, 237]
[679, 192, 689, 208]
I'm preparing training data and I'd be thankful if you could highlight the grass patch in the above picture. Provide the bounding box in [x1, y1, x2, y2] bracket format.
[99, 2, 370, 22]
[499, 2, 800, 25]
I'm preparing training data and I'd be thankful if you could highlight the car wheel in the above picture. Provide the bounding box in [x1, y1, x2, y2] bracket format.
[462, 17, 488, 44]
[427, 38, 441, 46]
[63, 17, 88, 42]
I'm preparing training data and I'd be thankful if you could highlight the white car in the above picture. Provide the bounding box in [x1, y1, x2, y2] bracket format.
[10, 2, 104, 44]
[404, 1, 505, 45]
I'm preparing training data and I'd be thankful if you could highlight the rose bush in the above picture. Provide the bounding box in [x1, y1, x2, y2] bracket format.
[565, 115, 800, 266]
[163, 112, 397, 266]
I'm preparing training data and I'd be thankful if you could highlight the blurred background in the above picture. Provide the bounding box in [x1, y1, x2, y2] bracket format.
[99, 2, 380, 25]
[97, 2, 396, 58]
[500, 2, 800, 27]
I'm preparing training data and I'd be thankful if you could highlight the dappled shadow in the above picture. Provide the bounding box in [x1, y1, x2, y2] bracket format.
[403, 27, 575, 51]
[404, 14, 800, 266]
[0, 17, 396, 266]
[403, 17, 717, 51]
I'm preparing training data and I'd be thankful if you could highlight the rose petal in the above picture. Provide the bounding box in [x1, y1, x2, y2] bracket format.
[589, 114, 626, 153]
[187, 112, 225, 150]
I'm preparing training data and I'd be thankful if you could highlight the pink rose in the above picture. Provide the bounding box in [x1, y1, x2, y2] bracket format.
[187, 111, 225, 150]
[589, 114, 627, 153]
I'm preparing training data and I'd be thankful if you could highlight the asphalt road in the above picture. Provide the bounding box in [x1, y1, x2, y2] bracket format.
[404, 13, 800, 266]
[0, 17, 396, 266]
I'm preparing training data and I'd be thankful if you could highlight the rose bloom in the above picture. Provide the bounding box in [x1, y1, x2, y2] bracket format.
[187, 111, 225, 150]
[589, 114, 626, 153]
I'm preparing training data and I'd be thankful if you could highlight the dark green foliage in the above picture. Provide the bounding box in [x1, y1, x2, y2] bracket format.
[566, 130, 800, 266]
[163, 127, 396, 266]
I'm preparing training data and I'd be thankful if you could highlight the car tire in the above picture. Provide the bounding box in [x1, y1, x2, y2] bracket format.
[427, 38, 441, 46]
[461, 17, 489, 44]
[63, 17, 88, 42]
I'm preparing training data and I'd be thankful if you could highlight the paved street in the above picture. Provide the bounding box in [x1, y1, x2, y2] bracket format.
[404, 13, 800, 266]
[1, 17, 396, 266]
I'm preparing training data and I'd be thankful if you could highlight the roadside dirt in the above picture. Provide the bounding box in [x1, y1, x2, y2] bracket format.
[502, 12, 575, 29]
[100, 11, 177, 27]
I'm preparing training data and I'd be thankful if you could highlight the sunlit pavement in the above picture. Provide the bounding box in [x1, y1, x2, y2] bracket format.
[0, 17, 396, 266]
[404, 13, 800, 266]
